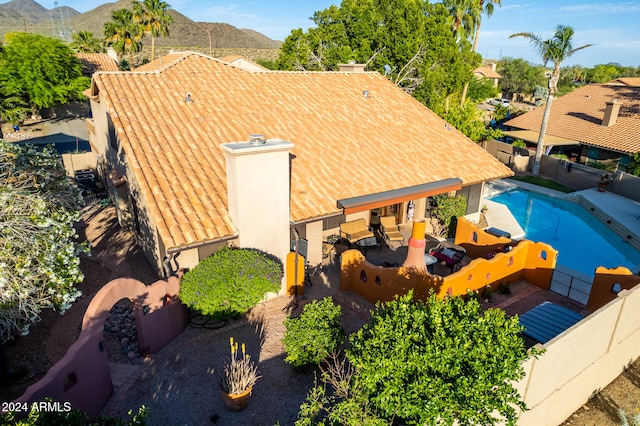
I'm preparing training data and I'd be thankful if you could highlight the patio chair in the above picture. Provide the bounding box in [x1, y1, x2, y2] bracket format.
[431, 241, 466, 272]
[339, 218, 375, 244]
[380, 216, 404, 246]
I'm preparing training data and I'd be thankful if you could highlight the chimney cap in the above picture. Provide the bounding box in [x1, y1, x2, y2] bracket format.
[249, 134, 266, 145]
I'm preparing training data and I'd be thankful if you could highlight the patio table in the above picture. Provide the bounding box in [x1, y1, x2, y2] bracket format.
[356, 236, 381, 255]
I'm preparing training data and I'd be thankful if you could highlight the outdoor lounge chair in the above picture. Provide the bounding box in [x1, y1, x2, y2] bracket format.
[431, 241, 466, 272]
[339, 218, 375, 244]
[380, 216, 404, 246]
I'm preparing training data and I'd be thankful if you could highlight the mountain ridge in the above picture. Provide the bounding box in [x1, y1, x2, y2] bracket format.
[0, 0, 282, 50]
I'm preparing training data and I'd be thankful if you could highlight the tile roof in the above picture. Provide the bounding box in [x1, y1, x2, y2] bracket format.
[504, 84, 640, 154]
[474, 66, 502, 79]
[607, 78, 640, 87]
[76, 53, 119, 74]
[92, 51, 513, 251]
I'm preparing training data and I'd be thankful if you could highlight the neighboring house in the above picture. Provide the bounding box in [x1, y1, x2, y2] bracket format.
[218, 54, 269, 72]
[85, 52, 512, 281]
[473, 63, 501, 88]
[504, 82, 640, 171]
[76, 53, 119, 77]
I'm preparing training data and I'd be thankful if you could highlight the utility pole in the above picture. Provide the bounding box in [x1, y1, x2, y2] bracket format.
[22, 14, 28, 32]
[207, 28, 212, 56]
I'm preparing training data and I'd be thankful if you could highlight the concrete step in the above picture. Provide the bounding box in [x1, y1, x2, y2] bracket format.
[572, 195, 640, 251]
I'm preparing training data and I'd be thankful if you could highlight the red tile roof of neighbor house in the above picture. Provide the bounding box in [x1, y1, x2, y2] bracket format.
[76, 53, 119, 73]
[473, 66, 502, 79]
[90, 52, 513, 251]
[607, 78, 640, 87]
[504, 83, 640, 155]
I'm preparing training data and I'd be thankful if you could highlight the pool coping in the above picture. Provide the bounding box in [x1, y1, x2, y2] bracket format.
[483, 178, 640, 275]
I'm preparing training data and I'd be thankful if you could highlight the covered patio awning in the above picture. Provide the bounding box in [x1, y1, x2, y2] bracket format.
[503, 130, 579, 147]
[337, 178, 462, 215]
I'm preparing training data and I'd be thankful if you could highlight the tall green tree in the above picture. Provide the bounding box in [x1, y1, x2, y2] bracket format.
[276, 1, 478, 113]
[133, 0, 173, 62]
[0, 33, 90, 116]
[297, 291, 536, 425]
[460, 0, 501, 104]
[103, 8, 144, 67]
[70, 30, 102, 53]
[497, 57, 547, 97]
[510, 25, 592, 175]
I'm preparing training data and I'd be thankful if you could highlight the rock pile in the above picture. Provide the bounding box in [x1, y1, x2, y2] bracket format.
[103, 300, 143, 364]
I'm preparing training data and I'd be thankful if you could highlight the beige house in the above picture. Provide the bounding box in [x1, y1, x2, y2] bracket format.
[85, 52, 512, 281]
[504, 82, 640, 171]
[473, 63, 502, 88]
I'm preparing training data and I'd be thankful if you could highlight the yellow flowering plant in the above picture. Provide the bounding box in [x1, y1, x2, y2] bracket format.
[218, 337, 261, 395]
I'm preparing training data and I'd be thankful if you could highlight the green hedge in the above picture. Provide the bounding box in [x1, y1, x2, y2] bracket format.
[283, 297, 344, 367]
[179, 247, 283, 320]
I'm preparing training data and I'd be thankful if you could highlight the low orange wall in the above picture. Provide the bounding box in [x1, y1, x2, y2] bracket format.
[587, 266, 640, 311]
[341, 219, 558, 305]
[15, 274, 189, 417]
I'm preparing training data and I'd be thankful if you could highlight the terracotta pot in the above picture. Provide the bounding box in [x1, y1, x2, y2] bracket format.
[221, 387, 252, 411]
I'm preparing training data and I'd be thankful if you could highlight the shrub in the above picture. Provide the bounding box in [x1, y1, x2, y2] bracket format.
[429, 193, 467, 237]
[512, 139, 527, 148]
[283, 297, 344, 367]
[179, 247, 283, 320]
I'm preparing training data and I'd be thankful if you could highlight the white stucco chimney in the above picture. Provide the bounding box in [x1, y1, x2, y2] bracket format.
[222, 136, 293, 273]
[602, 99, 621, 127]
[338, 60, 366, 72]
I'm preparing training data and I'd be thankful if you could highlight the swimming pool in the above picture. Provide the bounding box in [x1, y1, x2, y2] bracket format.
[488, 189, 640, 277]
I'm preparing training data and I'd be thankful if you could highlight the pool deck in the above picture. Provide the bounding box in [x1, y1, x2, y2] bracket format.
[483, 179, 640, 257]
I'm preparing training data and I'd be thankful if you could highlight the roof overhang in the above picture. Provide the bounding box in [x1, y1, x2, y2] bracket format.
[337, 178, 463, 215]
[503, 130, 579, 147]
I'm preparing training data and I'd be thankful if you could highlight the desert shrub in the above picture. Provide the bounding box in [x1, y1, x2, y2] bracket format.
[179, 247, 283, 320]
[283, 297, 344, 367]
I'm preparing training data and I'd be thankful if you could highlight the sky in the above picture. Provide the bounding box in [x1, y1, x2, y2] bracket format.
[52, 0, 640, 67]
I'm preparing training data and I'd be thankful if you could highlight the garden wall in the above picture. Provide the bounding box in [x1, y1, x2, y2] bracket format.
[14, 274, 189, 417]
[517, 281, 640, 425]
[340, 219, 557, 303]
[485, 139, 640, 202]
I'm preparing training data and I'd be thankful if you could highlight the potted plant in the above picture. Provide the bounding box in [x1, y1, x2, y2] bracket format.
[218, 337, 261, 411]
[481, 205, 488, 214]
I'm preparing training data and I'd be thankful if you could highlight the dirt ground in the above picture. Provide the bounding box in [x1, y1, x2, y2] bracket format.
[1, 203, 639, 424]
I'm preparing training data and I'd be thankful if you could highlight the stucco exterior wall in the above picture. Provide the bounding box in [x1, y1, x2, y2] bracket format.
[517, 284, 640, 425]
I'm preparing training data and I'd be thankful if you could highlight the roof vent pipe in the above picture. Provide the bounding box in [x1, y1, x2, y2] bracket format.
[602, 99, 621, 127]
[249, 134, 266, 145]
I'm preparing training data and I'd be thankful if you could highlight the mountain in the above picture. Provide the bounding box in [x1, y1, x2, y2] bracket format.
[0, 0, 281, 51]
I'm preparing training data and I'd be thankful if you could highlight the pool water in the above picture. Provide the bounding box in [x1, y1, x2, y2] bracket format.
[488, 189, 640, 277]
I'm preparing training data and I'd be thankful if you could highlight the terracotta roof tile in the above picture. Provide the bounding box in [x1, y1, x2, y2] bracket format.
[474, 66, 502, 79]
[505, 84, 640, 154]
[76, 53, 119, 74]
[93, 52, 512, 251]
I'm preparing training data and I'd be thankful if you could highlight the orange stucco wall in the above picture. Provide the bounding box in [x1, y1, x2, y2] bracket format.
[341, 218, 558, 305]
[587, 266, 640, 311]
[14, 274, 188, 417]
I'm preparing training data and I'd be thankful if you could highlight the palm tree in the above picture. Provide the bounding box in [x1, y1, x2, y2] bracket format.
[443, 0, 479, 43]
[133, 0, 173, 62]
[71, 31, 102, 53]
[103, 8, 144, 67]
[510, 25, 592, 175]
[460, 0, 501, 104]
[471, 0, 500, 53]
